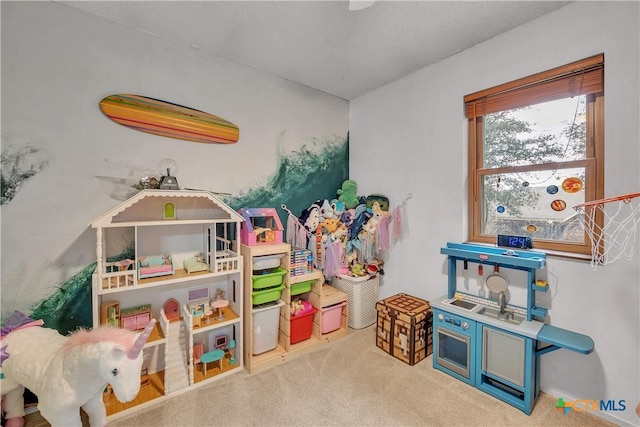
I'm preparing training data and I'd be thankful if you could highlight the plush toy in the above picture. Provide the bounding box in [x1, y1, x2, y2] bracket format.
[330, 199, 345, 219]
[299, 202, 321, 232]
[362, 200, 390, 238]
[349, 262, 367, 277]
[1, 311, 155, 427]
[336, 180, 360, 209]
[319, 199, 334, 220]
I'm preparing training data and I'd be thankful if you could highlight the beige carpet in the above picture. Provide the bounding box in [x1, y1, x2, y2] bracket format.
[24, 325, 614, 427]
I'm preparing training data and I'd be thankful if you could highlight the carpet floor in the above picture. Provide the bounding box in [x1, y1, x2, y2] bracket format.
[24, 325, 614, 426]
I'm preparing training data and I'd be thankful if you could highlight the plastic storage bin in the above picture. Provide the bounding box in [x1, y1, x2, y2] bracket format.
[252, 299, 285, 355]
[290, 279, 314, 296]
[321, 301, 346, 334]
[290, 306, 318, 344]
[252, 267, 287, 289]
[252, 254, 285, 271]
[252, 284, 285, 305]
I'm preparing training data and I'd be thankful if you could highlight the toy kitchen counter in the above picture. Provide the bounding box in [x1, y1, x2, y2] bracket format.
[431, 295, 594, 351]
[432, 242, 594, 415]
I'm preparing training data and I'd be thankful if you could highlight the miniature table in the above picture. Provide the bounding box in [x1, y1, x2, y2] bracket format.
[114, 259, 135, 285]
[200, 349, 225, 375]
[211, 299, 229, 320]
[203, 310, 213, 324]
[114, 259, 135, 271]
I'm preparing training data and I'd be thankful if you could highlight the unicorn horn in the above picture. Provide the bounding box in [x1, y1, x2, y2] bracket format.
[128, 318, 157, 359]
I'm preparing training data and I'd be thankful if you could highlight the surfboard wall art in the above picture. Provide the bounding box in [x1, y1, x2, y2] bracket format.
[99, 94, 240, 144]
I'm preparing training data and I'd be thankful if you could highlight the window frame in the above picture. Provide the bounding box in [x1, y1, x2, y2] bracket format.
[465, 54, 605, 257]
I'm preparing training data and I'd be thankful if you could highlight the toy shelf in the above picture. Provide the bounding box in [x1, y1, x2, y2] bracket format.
[241, 243, 348, 374]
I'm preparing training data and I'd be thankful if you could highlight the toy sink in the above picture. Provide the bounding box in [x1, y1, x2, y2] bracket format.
[252, 267, 287, 289]
[477, 306, 525, 326]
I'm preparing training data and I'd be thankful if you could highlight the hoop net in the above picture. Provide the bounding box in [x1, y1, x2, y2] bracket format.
[573, 192, 640, 269]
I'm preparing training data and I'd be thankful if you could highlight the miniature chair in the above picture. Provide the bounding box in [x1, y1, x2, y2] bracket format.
[193, 342, 205, 373]
[227, 339, 237, 364]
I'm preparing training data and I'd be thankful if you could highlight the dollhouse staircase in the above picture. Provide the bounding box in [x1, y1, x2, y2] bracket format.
[164, 319, 189, 393]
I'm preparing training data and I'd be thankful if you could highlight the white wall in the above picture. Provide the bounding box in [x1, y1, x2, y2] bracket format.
[350, 2, 639, 425]
[1, 2, 348, 316]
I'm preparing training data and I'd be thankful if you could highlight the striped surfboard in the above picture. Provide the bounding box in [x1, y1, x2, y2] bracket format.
[99, 94, 239, 144]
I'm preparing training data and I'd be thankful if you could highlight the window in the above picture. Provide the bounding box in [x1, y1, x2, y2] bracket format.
[465, 54, 604, 256]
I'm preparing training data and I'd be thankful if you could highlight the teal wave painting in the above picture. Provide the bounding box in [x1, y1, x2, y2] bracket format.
[1, 144, 50, 205]
[22, 135, 348, 332]
[225, 135, 349, 224]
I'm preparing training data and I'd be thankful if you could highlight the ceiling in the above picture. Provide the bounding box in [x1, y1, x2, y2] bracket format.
[57, 1, 572, 100]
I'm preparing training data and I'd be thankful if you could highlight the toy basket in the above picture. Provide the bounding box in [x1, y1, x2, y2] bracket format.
[331, 275, 380, 329]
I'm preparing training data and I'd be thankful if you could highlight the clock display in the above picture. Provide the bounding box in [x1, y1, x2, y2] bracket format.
[497, 234, 532, 249]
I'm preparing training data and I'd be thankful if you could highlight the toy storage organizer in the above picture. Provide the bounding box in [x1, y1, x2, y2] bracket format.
[242, 243, 349, 374]
[331, 275, 380, 329]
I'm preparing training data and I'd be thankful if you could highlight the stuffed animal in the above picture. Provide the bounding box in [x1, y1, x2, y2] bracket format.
[362, 200, 390, 237]
[1, 311, 155, 427]
[330, 199, 345, 219]
[319, 199, 334, 220]
[299, 202, 321, 232]
[336, 180, 360, 209]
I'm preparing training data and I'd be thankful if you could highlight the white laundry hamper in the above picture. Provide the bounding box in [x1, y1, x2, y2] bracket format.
[331, 275, 380, 329]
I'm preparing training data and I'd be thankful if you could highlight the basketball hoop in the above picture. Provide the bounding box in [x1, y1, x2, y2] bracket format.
[573, 192, 640, 269]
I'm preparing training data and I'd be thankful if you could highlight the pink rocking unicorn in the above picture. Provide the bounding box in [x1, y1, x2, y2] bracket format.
[1, 311, 156, 427]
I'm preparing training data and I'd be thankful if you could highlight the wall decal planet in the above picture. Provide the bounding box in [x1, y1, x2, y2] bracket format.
[561, 177, 583, 193]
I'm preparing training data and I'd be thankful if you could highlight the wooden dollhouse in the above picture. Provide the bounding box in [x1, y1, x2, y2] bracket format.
[90, 189, 244, 418]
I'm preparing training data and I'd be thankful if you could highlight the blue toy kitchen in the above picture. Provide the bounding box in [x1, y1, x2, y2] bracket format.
[432, 242, 594, 415]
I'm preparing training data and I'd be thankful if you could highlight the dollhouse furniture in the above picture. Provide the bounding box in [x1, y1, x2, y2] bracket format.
[200, 349, 225, 375]
[227, 339, 237, 364]
[138, 254, 174, 279]
[193, 342, 205, 372]
[212, 299, 229, 320]
[90, 189, 244, 419]
[238, 208, 284, 245]
[183, 254, 209, 274]
[121, 304, 152, 331]
[163, 298, 180, 322]
[99, 300, 121, 327]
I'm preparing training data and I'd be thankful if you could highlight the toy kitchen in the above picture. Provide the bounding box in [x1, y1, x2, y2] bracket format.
[432, 241, 594, 415]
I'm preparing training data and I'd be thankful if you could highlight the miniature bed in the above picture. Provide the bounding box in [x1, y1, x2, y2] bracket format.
[183, 255, 209, 274]
[138, 255, 174, 279]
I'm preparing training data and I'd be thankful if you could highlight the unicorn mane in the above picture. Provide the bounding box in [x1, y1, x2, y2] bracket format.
[63, 326, 136, 352]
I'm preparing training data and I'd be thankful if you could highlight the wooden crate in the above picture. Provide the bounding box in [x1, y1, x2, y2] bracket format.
[376, 293, 432, 366]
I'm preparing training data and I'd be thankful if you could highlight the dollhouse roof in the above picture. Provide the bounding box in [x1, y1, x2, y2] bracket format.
[90, 190, 243, 227]
[238, 208, 284, 232]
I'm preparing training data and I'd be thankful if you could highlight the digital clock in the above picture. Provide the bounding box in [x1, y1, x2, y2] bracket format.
[497, 234, 532, 249]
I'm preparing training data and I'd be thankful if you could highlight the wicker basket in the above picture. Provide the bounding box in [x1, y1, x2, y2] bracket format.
[331, 275, 380, 329]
